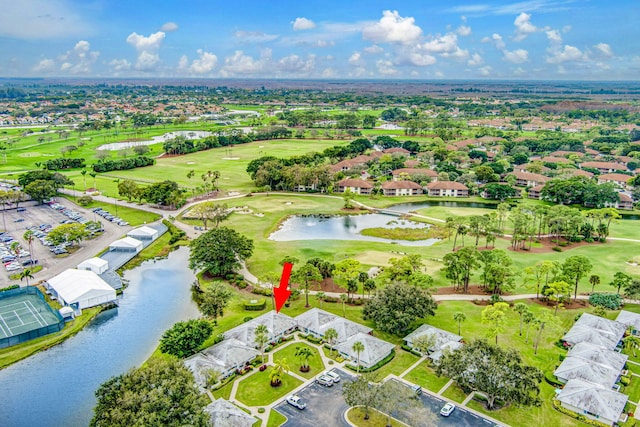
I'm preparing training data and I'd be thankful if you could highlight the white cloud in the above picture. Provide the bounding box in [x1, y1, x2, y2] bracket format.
[161, 22, 178, 32]
[57, 40, 99, 74]
[441, 47, 469, 61]
[189, 49, 218, 74]
[33, 59, 55, 73]
[593, 43, 613, 58]
[109, 59, 131, 72]
[349, 52, 362, 65]
[482, 33, 506, 50]
[312, 40, 334, 48]
[126, 31, 166, 71]
[419, 33, 458, 54]
[363, 10, 422, 44]
[276, 54, 315, 74]
[376, 59, 399, 75]
[513, 12, 538, 41]
[292, 17, 316, 31]
[546, 29, 562, 43]
[233, 30, 278, 43]
[457, 25, 472, 36]
[220, 50, 268, 76]
[547, 45, 587, 64]
[0, 0, 91, 39]
[322, 68, 336, 78]
[364, 45, 384, 54]
[502, 48, 529, 64]
[406, 52, 437, 67]
[479, 66, 492, 76]
[467, 53, 484, 66]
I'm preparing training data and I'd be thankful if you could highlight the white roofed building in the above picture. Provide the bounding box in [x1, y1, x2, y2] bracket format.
[616, 310, 640, 334]
[561, 313, 626, 350]
[203, 399, 257, 427]
[224, 311, 297, 347]
[553, 356, 623, 389]
[127, 226, 159, 240]
[556, 379, 628, 426]
[295, 308, 372, 344]
[109, 236, 143, 253]
[335, 332, 394, 369]
[184, 338, 259, 385]
[46, 269, 116, 310]
[77, 257, 109, 274]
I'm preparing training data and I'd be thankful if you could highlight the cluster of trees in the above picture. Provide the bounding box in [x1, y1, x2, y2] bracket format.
[45, 157, 85, 170]
[90, 358, 209, 427]
[19, 169, 73, 203]
[279, 109, 376, 129]
[163, 131, 250, 155]
[189, 227, 254, 278]
[159, 319, 213, 358]
[91, 156, 155, 173]
[444, 248, 517, 295]
[541, 176, 619, 207]
[47, 222, 93, 248]
[118, 179, 186, 207]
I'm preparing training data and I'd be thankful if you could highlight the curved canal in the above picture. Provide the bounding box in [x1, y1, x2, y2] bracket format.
[0, 247, 200, 427]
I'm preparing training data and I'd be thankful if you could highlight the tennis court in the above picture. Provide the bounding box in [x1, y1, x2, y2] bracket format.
[0, 291, 63, 345]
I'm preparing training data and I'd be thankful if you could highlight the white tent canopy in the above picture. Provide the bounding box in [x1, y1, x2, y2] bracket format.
[77, 257, 109, 274]
[109, 237, 143, 253]
[46, 269, 116, 309]
[127, 226, 159, 240]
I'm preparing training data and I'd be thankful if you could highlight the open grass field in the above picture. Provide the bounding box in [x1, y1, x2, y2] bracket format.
[272, 343, 325, 379]
[235, 370, 303, 407]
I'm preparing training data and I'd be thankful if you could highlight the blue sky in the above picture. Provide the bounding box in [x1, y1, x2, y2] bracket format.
[0, 0, 638, 80]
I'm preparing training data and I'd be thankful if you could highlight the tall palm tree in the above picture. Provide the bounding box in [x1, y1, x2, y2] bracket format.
[352, 341, 365, 373]
[589, 274, 601, 294]
[324, 328, 338, 357]
[81, 169, 87, 191]
[269, 358, 290, 387]
[624, 334, 640, 357]
[316, 291, 326, 308]
[453, 312, 467, 336]
[23, 230, 34, 265]
[254, 324, 269, 364]
[20, 268, 34, 287]
[294, 346, 314, 372]
[340, 294, 348, 317]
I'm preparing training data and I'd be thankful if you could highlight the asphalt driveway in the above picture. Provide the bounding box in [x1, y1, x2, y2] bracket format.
[275, 368, 354, 427]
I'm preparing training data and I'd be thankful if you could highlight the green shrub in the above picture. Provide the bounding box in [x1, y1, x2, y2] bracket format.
[251, 287, 273, 297]
[299, 333, 323, 344]
[589, 293, 623, 310]
[620, 376, 631, 386]
[0, 284, 19, 292]
[159, 319, 213, 358]
[552, 246, 562, 252]
[243, 299, 266, 311]
[401, 344, 422, 357]
[544, 371, 564, 387]
[258, 408, 265, 414]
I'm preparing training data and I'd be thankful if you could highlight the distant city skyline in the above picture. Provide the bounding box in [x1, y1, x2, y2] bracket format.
[0, 0, 638, 80]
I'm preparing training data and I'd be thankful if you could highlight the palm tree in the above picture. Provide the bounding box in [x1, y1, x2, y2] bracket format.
[624, 334, 640, 357]
[513, 303, 529, 336]
[363, 279, 376, 297]
[324, 328, 338, 357]
[254, 324, 269, 364]
[23, 230, 34, 265]
[89, 171, 97, 189]
[523, 310, 536, 343]
[20, 268, 34, 287]
[316, 291, 326, 308]
[294, 346, 314, 372]
[269, 358, 290, 387]
[589, 274, 601, 294]
[453, 312, 466, 336]
[340, 294, 348, 317]
[352, 341, 365, 373]
[81, 169, 87, 191]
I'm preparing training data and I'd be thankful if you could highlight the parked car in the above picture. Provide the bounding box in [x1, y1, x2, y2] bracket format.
[17, 207, 26, 212]
[324, 371, 341, 383]
[315, 375, 334, 387]
[286, 395, 306, 410]
[440, 402, 455, 417]
[411, 385, 422, 396]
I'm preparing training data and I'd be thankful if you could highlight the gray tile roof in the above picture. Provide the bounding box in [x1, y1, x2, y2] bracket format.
[224, 311, 297, 347]
[562, 313, 626, 350]
[616, 310, 640, 331]
[295, 308, 372, 343]
[557, 379, 628, 424]
[554, 356, 622, 389]
[567, 342, 628, 373]
[403, 324, 462, 353]
[204, 399, 257, 427]
[184, 339, 259, 389]
[335, 332, 394, 368]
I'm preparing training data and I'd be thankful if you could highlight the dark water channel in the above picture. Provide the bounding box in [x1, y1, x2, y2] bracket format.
[0, 247, 200, 427]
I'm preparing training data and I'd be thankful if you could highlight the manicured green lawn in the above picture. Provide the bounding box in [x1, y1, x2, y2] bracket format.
[403, 361, 450, 393]
[441, 383, 468, 403]
[211, 380, 234, 400]
[625, 376, 640, 404]
[346, 407, 407, 427]
[373, 348, 420, 379]
[266, 409, 287, 427]
[272, 342, 325, 379]
[235, 370, 303, 407]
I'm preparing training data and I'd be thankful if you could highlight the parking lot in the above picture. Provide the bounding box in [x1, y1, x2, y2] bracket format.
[274, 371, 498, 427]
[0, 198, 132, 284]
[275, 368, 354, 427]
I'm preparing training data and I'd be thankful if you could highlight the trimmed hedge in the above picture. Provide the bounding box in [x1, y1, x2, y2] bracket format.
[92, 156, 155, 172]
[401, 344, 423, 357]
[346, 349, 396, 373]
[0, 284, 19, 292]
[244, 299, 266, 311]
[544, 371, 564, 388]
[298, 333, 323, 344]
[45, 157, 86, 170]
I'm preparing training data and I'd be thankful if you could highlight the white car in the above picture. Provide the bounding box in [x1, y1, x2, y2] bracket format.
[324, 371, 341, 383]
[440, 402, 455, 417]
[286, 395, 306, 410]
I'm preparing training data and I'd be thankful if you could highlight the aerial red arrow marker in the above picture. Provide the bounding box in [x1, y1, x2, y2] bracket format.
[274, 262, 293, 313]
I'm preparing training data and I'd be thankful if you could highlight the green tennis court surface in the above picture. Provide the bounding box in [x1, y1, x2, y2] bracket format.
[0, 293, 60, 339]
